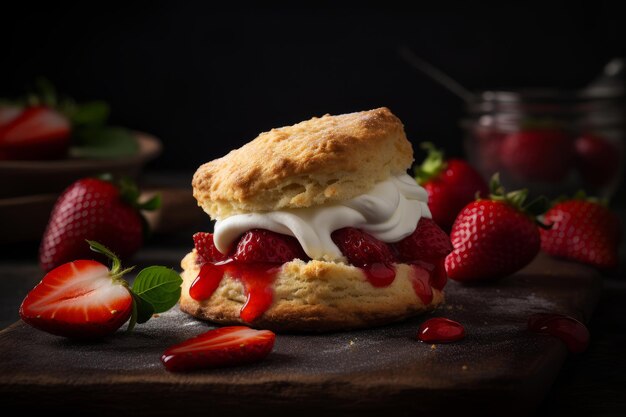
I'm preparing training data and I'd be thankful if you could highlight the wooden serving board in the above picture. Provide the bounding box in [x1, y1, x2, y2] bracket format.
[0, 254, 601, 417]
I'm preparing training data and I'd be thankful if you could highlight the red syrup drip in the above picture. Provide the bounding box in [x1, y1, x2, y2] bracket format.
[527, 313, 590, 353]
[418, 318, 466, 343]
[360, 263, 396, 287]
[358, 262, 445, 305]
[411, 265, 433, 304]
[189, 261, 279, 323]
[429, 258, 447, 291]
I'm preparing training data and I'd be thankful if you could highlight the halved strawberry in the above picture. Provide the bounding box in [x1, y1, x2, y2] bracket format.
[0, 105, 22, 127]
[0, 106, 70, 160]
[233, 229, 308, 263]
[161, 326, 276, 372]
[393, 218, 452, 262]
[331, 227, 396, 266]
[19, 259, 133, 339]
[193, 232, 230, 263]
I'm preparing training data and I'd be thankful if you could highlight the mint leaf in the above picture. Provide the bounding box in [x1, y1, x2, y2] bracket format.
[131, 266, 182, 313]
[70, 126, 139, 159]
[70, 101, 110, 127]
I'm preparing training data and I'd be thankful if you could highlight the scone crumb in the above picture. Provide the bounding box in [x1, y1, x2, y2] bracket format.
[461, 365, 468, 371]
[430, 344, 437, 350]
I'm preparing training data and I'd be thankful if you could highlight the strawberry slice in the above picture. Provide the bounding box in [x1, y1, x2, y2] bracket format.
[161, 326, 276, 372]
[0, 106, 70, 160]
[331, 227, 396, 266]
[393, 218, 452, 262]
[233, 229, 308, 263]
[19, 259, 133, 339]
[193, 232, 231, 263]
[0, 105, 22, 127]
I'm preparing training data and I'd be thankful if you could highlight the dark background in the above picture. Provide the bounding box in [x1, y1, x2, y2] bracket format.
[1, 1, 624, 173]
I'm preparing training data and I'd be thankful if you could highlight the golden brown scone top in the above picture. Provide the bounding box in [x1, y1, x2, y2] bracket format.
[193, 107, 414, 219]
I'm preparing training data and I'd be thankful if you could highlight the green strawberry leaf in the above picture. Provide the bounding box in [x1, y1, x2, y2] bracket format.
[414, 142, 447, 184]
[119, 176, 141, 205]
[131, 266, 182, 314]
[70, 126, 139, 159]
[70, 101, 110, 127]
[86, 240, 134, 280]
[133, 293, 155, 325]
[139, 194, 162, 211]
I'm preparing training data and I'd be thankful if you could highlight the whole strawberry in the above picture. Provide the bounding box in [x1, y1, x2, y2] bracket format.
[500, 128, 574, 182]
[574, 134, 621, 187]
[445, 174, 543, 282]
[39, 177, 160, 271]
[540, 195, 621, 270]
[415, 143, 489, 232]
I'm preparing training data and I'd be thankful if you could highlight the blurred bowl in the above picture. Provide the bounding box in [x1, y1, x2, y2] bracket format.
[0, 132, 161, 198]
[462, 90, 625, 200]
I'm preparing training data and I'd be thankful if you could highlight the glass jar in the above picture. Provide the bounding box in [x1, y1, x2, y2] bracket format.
[462, 89, 625, 201]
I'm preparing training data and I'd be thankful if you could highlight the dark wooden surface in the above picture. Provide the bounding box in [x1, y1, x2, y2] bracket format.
[0, 252, 608, 417]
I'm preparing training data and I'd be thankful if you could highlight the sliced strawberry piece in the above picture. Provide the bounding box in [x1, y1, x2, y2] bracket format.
[19, 260, 133, 339]
[193, 232, 230, 263]
[0, 106, 70, 160]
[161, 326, 276, 372]
[233, 229, 308, 264]
[0, 105, 22, 127]
[331, 227, 396, 266]
[393, 218, 452, 262]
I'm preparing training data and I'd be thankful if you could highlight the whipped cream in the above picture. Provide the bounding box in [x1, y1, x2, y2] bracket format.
[213, 174, 431, 261]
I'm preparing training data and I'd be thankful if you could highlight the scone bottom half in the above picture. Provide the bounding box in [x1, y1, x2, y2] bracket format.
[181, 108, 452, 332]
[180, 218, 451, 332]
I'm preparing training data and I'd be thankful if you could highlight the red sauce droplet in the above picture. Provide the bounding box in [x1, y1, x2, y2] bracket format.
[418, 318, 465, 343]
[527, 313, 590, 353]
[361, 263, 396, 287]
[189, 261, 278, 323]
[429, 258, 447, 291]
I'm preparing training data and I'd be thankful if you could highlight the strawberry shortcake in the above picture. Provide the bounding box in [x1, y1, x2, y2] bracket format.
[180, 107, 452, 331]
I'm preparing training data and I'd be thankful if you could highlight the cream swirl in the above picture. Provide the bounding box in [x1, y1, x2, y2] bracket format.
[213, 173, 431, 261]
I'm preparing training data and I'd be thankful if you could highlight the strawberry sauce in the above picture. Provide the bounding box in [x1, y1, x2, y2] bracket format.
[361, 263, 396, 287]
[359, 263, 441, 305]
[190, 261, 279, 323]
[418, 318, 465, 343]
[527, 313, 590, 353]
[410, 265, 433, 304]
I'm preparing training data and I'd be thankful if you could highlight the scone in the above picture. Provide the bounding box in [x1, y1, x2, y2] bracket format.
[180, 107, 452, 332]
